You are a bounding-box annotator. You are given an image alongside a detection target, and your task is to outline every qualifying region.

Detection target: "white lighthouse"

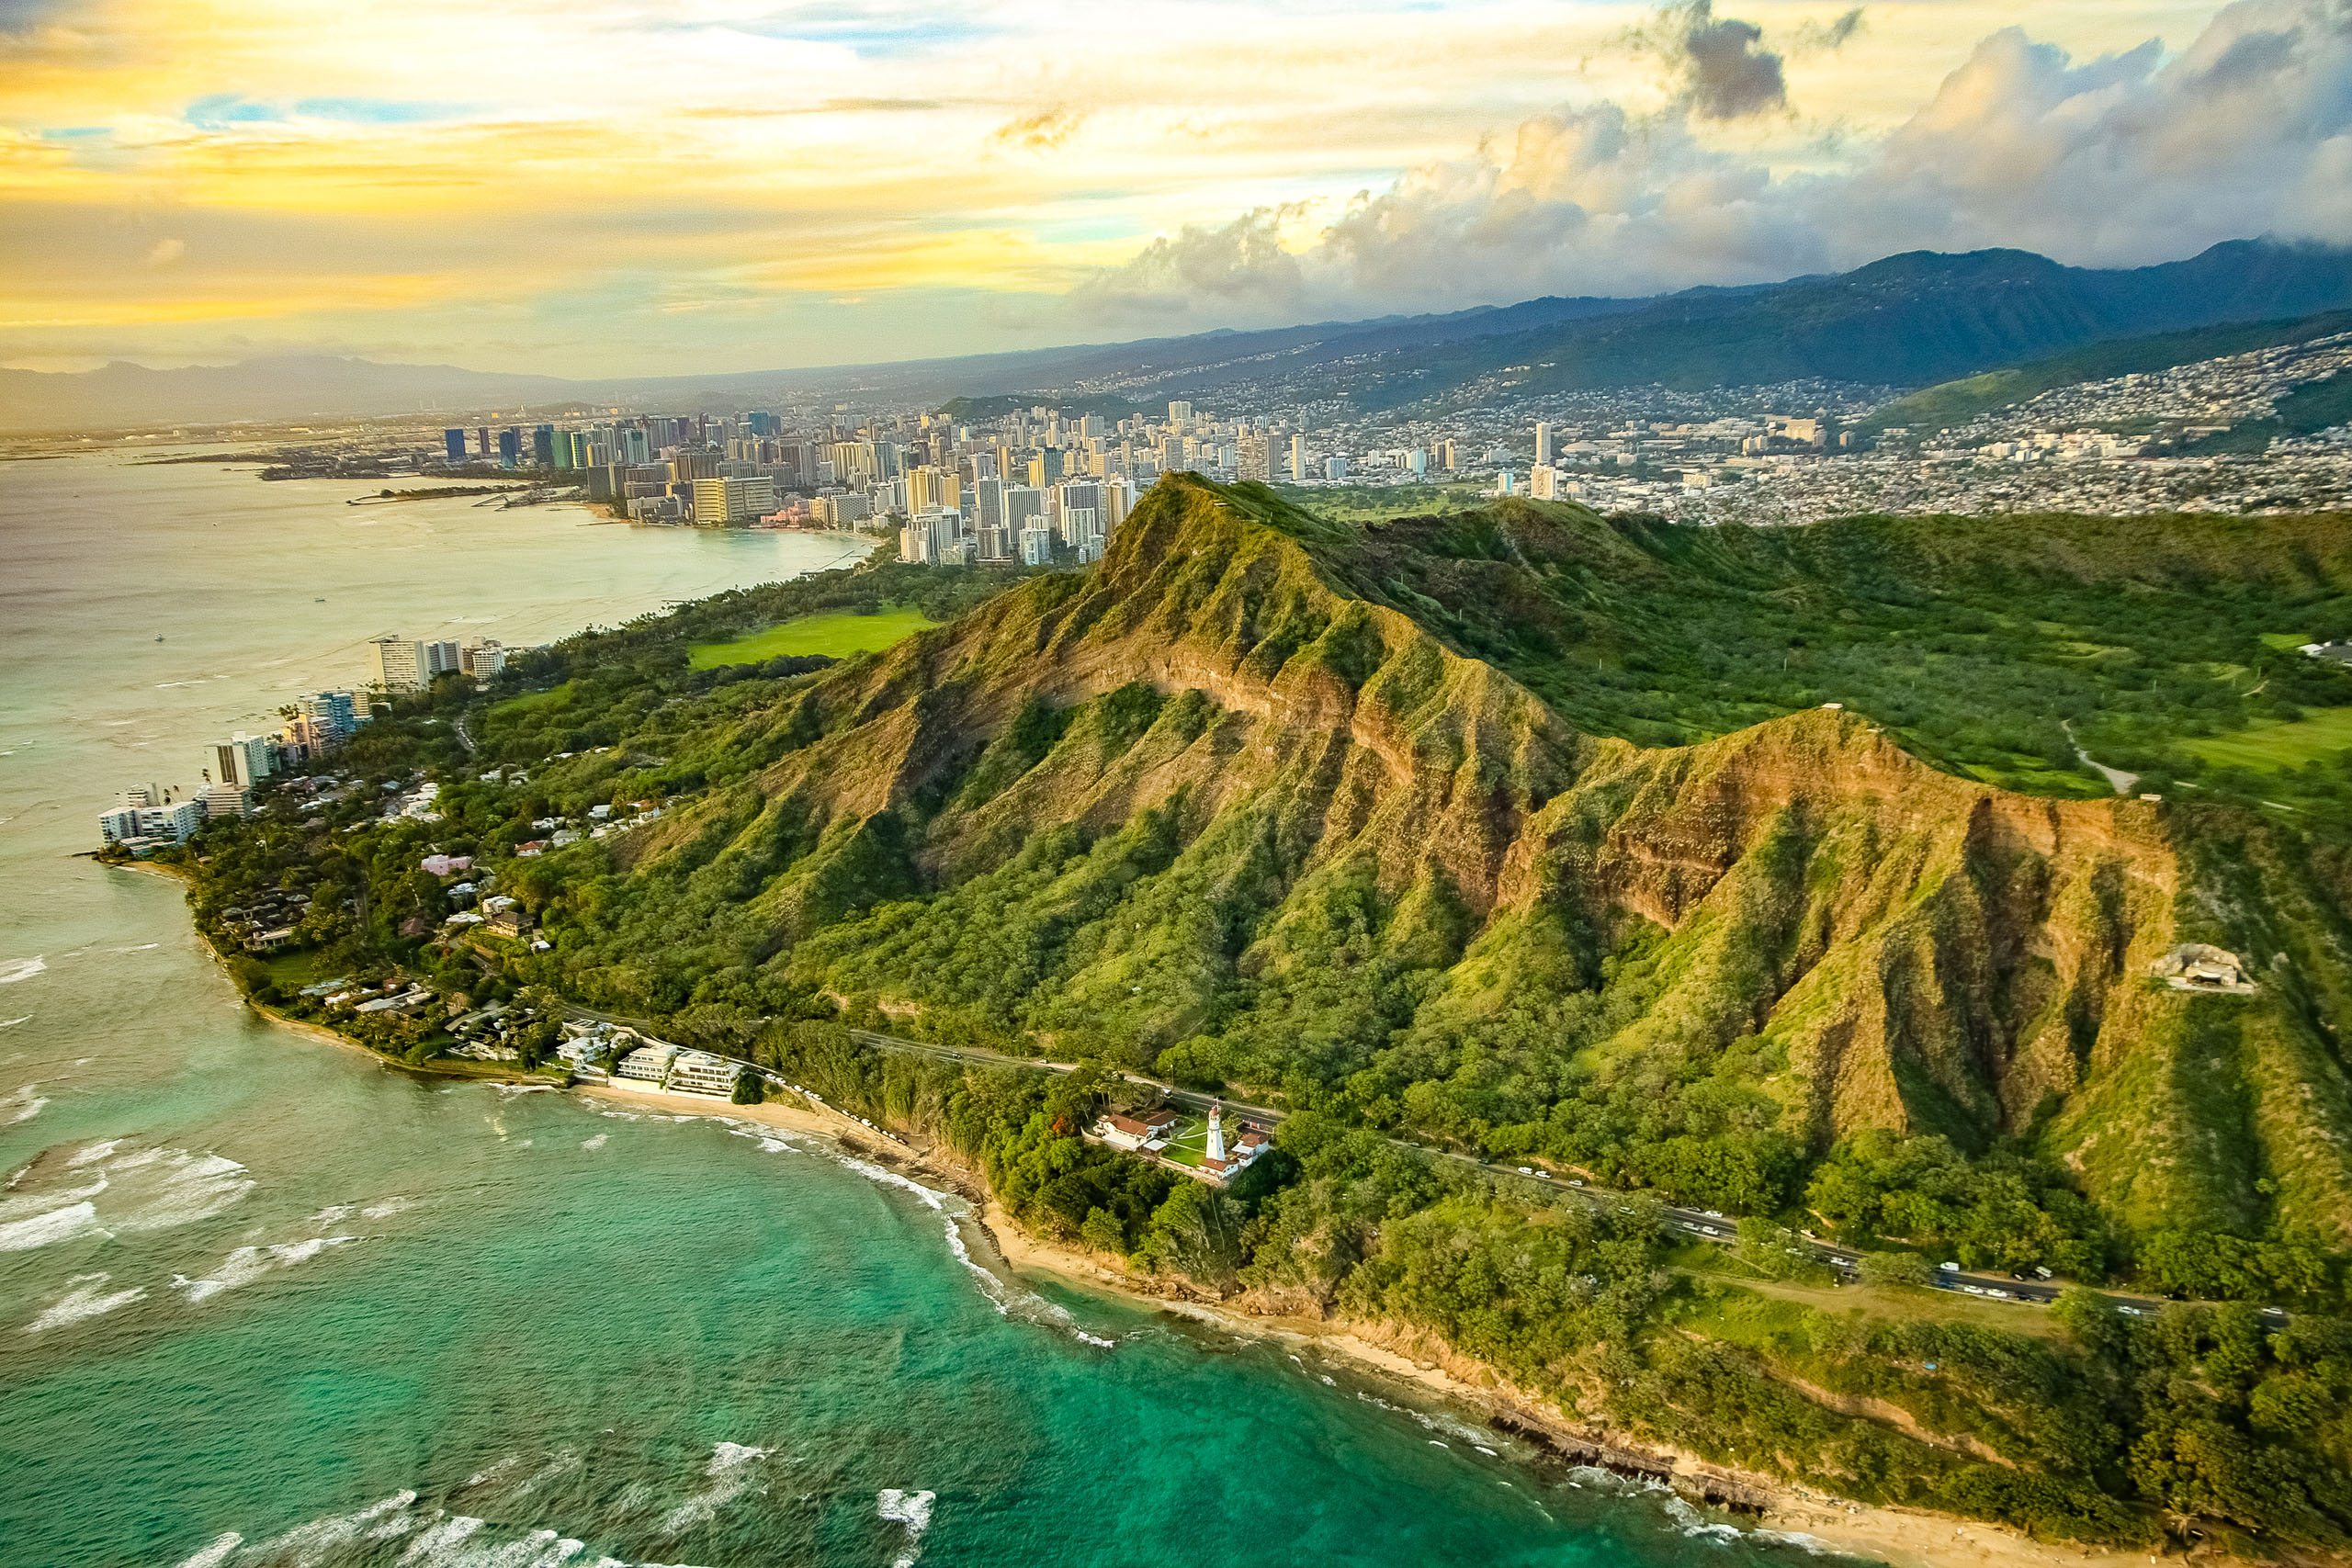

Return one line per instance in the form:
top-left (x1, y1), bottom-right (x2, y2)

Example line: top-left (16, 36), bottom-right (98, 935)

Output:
top-left (1205, 1102), bottom-right (1226, 1165)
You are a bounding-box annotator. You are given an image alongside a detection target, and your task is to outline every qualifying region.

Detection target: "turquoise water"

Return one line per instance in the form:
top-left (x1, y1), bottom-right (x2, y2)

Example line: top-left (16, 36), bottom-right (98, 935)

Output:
top-left (0, 450), bottom-right (1830, 1567)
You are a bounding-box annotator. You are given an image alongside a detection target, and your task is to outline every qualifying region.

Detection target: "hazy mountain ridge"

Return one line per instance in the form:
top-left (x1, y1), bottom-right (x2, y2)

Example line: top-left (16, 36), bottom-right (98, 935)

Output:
top-left (13, 240), bottom-right (2352, 430)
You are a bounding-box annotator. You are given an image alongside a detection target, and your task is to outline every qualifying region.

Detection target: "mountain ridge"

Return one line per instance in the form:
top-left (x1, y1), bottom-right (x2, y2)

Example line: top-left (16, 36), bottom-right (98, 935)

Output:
top-left (13, 239), bottom-right (2352, 429)
top-left (527, 477), bottom-right (2352, 1257)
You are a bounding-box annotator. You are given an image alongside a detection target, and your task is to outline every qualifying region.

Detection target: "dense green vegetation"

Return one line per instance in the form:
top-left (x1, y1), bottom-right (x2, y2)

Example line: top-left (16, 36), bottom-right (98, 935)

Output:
top-left (1312, 500), bottom-right (2352, 819)
top-left (738, 1021), bottom-right (2352, 1552)
top-left (165, 479), bottom-right (2352, 1551)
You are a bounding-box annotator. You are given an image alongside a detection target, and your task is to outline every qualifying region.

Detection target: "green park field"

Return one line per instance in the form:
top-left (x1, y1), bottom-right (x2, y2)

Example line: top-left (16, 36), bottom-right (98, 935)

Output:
top-left (687, 606), bottom-right (938, 669)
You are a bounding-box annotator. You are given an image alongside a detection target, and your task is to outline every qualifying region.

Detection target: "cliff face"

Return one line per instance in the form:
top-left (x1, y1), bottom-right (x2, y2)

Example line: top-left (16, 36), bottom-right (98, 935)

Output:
top-left (618, 477), bottom-right (2352, 1242)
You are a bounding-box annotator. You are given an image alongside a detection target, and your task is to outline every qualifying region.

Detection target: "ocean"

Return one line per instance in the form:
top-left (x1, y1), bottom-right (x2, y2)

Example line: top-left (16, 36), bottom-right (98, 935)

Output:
top-left (0, 447), bottom-right (1832, 1567)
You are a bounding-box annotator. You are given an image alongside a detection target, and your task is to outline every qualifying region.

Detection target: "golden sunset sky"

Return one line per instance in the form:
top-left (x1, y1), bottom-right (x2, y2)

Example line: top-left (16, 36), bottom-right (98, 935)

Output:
top-left (2, 0), bottom-right (2345, 375)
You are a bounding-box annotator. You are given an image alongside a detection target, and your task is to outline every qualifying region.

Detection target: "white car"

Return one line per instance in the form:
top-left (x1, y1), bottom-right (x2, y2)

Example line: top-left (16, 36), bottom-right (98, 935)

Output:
top-left (1517, 1167), bottom-right (1533, 1176)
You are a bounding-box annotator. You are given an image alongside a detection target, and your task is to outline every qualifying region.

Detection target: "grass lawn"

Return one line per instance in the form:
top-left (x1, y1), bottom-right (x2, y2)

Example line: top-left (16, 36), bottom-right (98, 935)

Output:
top-left (2181, 705), bottom-right (2352, 773)
top-left (2260, 632), bottom-right (2313, 652)
top-left (687, 606), bottom-right (938, 668)
top-left (260, 950), bottom-right (326, 987)
top-left (1155, 1114), bottom-right (1211, 1168)
top-left (490, 680), bottom-right (576, 718)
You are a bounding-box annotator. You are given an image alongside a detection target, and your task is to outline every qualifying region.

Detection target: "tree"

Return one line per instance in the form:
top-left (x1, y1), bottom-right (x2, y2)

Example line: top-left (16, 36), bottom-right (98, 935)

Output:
top-left (1859, 1250), bottom-right (1936, 1289)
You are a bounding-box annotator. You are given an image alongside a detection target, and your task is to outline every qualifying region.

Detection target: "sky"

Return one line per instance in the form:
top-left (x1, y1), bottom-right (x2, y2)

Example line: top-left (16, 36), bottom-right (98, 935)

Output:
top-left (1, 0), bottom-right (2348, 378)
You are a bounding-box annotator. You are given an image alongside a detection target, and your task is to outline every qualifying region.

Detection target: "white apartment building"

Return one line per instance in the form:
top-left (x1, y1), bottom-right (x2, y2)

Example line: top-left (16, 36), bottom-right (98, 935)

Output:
top-left (666, 1051), bottom-right (741, 1098)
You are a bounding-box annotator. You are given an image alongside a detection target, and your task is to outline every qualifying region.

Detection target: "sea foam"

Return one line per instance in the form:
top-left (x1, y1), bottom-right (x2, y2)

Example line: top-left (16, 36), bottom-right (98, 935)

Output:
top-left (653, 1441), bottom-right (770, 1536)
top-left (24, 1272), bottom-right (146, 1333)
top-left (172, 1235), bottom-right (358, 1303)
top-left (0, 1198), bottom-right (101, 1252)
top-left (0, 955), bottom-right (45, 985)
top-left (877, 1489), bottom-right (937, 1568)
top-left (1, 1083), bottom-right (45, 1125)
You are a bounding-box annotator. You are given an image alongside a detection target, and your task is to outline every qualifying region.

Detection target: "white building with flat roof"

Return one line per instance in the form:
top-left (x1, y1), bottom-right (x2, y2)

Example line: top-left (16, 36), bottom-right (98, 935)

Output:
top-left (666, 1051), bottom-right (741, 1097)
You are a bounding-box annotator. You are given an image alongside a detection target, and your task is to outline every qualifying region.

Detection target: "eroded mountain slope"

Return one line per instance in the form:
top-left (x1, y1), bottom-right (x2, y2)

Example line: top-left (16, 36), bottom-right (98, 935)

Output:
top-left (572, 477), bottom-right (2352, 1246)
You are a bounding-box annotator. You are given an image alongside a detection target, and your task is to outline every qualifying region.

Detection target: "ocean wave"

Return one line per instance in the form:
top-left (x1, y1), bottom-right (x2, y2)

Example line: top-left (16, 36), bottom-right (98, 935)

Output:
top-left (581, 1134), bottom-right (609, 1151)
top-left (827, 1151), bottom-right (1117, 1349)
top-left (0, 1015), bottom-right (30, 1029)
top-left (0, 955), bottom-right (46, 985)
top-left (105, 1149), bottom-right (255, 1233)
top-left (24, 1272), bottom-right (146, 1334)
top-left (654, 1441), bottom-right (771, 1536)
top-left (172, 1235), bottom-right (359, 1303)
top-left (0, 1198), bottom-right (102, 1252)
top-left (877, 1488), bottom-right (937, 1568)
top-left (1661, 1493), bottom-right (1747, 1541)
top-left (362, 1196), bottom-right (419, 1219)
top-left (720, 1120), bottom-right (802, 1156)
top-left (2, 1083), bottom-right (45, 1125)
top-left (178, 1482), bottom-right (725, 1568)
top-left (174, 1533), bottom-right (245, 1568)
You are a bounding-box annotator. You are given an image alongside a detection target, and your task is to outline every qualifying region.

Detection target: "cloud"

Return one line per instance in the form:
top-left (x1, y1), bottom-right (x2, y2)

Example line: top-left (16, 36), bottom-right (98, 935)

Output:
top-left (1663, 2), bottom-right (1788, 120)
top-left (1069, 206), bottom-right (1309, 321)
top-left (993, 106), bottom-right (1083, 151)
top-left (1792, 7), bottom-right (1864, 54)
top-left (144, 236), bottom-right (184, 267)
top-left (1069, 0), bottom-right (2352, 330)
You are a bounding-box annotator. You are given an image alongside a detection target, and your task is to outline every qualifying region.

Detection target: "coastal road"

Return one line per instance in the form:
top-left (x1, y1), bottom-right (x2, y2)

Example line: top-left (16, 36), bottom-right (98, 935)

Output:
top-left (562, 1006), bottom-right (2210, 1320)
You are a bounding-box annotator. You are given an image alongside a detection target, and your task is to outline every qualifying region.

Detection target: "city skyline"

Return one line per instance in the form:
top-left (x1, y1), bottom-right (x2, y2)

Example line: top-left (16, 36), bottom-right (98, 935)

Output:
top-left (6, 0), bottom-right (2346, 378)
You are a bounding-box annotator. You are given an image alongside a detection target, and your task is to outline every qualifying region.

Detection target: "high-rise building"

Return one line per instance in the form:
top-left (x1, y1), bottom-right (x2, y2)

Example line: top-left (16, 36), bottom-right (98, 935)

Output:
top-left (212, 733), bottom-right (275, 789)
top-left (369, 637), bottom-right (427, 694)
top-left (1237, 434), bottom-right (1274, 484)
top-left (497, 428), bottom-right (522, 467)
top-left (828, 441), bottom-right (878, 489)
top-left (1289, 434), bottom-right (1306, 482)
top-left (690, 475), bottom-right (776, 525)
top-left (1529, 464), bottom-right (1559, 500)
top-left (1534, 422), bottom-right (1554, 466)
top-left (1018, 524), bottom-right (1056, 567)
top-left (1167, 400), bottom-right (1193, 427)
top-left (444, 429), bottom-right (467, 464)
top-left (300, 691), bottom-right (361, 739)
top-left (477, 426), bottom-right (492, 459)
top-left (424, 639), bottom-right (463, 678)
top-left (532, 425), bottom-right (556, 468)
top-left (461, 640), bottom-right (507, 678)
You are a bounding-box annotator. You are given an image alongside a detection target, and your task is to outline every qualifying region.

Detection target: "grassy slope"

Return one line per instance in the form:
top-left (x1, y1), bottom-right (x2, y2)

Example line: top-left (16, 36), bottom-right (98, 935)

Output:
top-left (687, 605), bottom-right (939, 667)
top-left (2183, 706), bottom-right (2352, 772)
top-left (1307, 499), bottom-right (2352, 818)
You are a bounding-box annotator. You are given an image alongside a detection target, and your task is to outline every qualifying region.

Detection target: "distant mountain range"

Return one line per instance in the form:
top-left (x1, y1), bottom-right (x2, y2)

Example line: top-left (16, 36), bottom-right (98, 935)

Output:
top-left (8, 239), bottom-right (2352, 432)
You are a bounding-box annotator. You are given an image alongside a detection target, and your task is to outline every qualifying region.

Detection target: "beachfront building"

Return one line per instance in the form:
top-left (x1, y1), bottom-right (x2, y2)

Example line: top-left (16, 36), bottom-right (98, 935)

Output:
top-left (97, 791), bottom-right (206, 851)
top-left (613, 1043), bottom-right (677, 1084)
top-left (666, 1050), bottom-right (741, 1098)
